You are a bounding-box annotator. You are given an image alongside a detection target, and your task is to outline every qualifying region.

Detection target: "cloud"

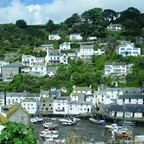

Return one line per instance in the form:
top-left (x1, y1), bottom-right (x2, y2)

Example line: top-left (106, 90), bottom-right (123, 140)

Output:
top-left (0, 0), bottom-right (143, 25)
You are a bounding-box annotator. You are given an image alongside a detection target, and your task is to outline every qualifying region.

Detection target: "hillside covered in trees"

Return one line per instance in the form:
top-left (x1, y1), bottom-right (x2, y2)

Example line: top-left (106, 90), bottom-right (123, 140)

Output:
top-left (0, 7), bottom-right (144, 94)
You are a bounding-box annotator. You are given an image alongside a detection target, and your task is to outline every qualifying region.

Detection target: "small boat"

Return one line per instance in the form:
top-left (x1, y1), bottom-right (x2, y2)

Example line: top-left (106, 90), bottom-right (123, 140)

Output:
top-left (30, 116), bottom-right (44, 123)
top-left (89, 118), bottom-right (106, 125)
top-left (58, 117), bottom-right (80, 125)
top-left (42, 122), bottom-right (58, 130)
top-left (40, 129), bottom-right (59, 139)
top-left (105, 123), bottom-right (122, 131)
top-left (111, 126), bottom-right (133, 138)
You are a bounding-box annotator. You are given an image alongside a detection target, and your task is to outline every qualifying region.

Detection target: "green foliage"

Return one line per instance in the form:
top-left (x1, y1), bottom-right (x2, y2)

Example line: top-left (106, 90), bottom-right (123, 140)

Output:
top-left (0, 122), bottom-right (36, 144)
top-left (0, 7), bottom-right (144, 91)
top-left (15, 19), bottom-right (27, 29)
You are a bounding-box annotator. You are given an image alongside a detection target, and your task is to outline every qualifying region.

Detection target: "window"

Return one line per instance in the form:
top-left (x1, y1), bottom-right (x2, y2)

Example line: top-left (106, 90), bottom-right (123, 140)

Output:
top-left (43, 104), bottom-right (45, 106)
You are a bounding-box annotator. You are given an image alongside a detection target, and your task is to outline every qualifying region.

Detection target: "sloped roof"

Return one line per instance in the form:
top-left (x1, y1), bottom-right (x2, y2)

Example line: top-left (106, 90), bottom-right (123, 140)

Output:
top-left (74, 87), bottom-right (91, 91)
top-left (118, 94), bottom-right (144, 99)
top-left (6, 102), bottom-right (29, 118)
top-left (107, 104), bottom-right (144, 113)
top-left (0, 114), bottom-right (8, 124)
top-left (40, 97), bottom-right (54, 102)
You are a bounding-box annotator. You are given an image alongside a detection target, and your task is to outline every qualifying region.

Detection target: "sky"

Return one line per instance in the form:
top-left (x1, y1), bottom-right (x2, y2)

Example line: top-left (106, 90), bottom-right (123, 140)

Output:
top-left (0, 0), bottom-right (144, 25)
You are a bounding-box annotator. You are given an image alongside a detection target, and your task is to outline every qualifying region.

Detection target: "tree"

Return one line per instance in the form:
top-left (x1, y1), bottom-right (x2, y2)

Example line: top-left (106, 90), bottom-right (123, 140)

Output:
top-left (15, 19), bottom-right (27, 28)
top-left (65, 13), bottom-right (81, 28)
top-left (0, 122), bottom-right (36, 144)
top-left (46, 19), bottom-right (58, 33)
top-left (103, 9), bottom-right (118, 22)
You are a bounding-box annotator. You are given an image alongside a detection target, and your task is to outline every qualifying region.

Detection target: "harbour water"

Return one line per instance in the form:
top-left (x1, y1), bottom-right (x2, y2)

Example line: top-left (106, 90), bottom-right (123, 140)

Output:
top-left (32, 117), bottom-right (144, 143)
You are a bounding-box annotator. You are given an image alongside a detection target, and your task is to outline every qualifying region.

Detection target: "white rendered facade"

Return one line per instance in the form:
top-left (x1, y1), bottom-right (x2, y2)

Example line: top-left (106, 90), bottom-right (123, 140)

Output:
top-left (59, 42), bottom-right (71, 51)
top-left (118, 43), bottom-right (141, 56)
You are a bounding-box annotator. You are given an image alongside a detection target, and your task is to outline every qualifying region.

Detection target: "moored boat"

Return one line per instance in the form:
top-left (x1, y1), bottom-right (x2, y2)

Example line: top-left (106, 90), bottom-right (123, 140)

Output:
top-left (89, 118), bottom-right (106, 125)
top-left (111, 126), bottom-right (133, 138)
top-left (30, 116), bottom-right (44, 123)
top-left (58, 117), bottom-right (80, 126)
top-left (40, 129), bottom-right (59, 139)
top-left (42, 122), bottom-right (58, 130)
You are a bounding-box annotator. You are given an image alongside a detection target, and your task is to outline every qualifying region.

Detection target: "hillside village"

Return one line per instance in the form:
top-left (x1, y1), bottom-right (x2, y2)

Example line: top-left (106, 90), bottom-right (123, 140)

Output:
top-left (0, 30), bottom-right (144, 125)
top-left (0, 7), bottom-right (144, 126)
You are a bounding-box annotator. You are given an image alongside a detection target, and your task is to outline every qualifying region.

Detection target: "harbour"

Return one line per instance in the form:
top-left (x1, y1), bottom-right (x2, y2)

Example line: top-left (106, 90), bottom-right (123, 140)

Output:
top-left (32, 116), bottom-right (144, 144)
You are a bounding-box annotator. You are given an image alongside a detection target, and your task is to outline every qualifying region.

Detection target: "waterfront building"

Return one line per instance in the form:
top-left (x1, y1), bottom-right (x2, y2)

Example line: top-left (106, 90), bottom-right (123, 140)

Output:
top-left (95, 86), bottom-right (142, 105)
top-left (1, 103), bottom-right (30, 125)
top-left (68, 101), bottom-right (92, 115)
top-left (117, 94), bottom-right (144, 105)
top-left (39, 97), bottom-right (54, 115)
top-left (105, 104), bottom-right (144, 118)
top-left (70, 93), bottom-right (86, 102)
top-left (6, 92), bottom-right (40, 105)
top-left (53, 97), bottom-right (69, 115)
top-left (21, 98), bottom-right (38, 115)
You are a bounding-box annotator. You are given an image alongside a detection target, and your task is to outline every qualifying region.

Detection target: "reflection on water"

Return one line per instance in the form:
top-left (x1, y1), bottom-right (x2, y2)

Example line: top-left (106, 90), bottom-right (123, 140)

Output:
top-left (32, 117), bottom-right (144, 143)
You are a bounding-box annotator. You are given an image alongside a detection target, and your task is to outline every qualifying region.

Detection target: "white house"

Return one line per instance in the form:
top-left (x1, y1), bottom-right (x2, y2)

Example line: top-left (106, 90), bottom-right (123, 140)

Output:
top-left (107, 24), bottom-right (123, 31)
top-left (118, 43), bottom-right (141, 56)
top-left (31, 62), bottom-right (47, 77)
top-left (68, 101), bottom-right (92, 115)
top-left (40, 90), bottom-right (50, 98)
top-left (104, 62), bottom-right (133, 76)
top-left (88, 36), bottom-right (97, 41)
top-left (94, 91), bottom-right (107, 106)
top-left (6, 92), bottom-right (28, 105)
top-left (21, 98), bottom-right (38, 114)
top-left (40, 44), bottom-right (54, 51)
top-left (60, 53), bottom-right (68, 64)
top-left (86, 94), bottom-right (96, 106)
top-left (101, 87), bottom-right (142, 105)
top-left (45, 49), bottom-right (68, 64)
top-left (53, 97), bottom-right (69, 115)
top-left (48, 34), bottom-right (61, 40)
top-left (6, 92), bottom-right (40, 105)
top-left (94, 48), bottom-right (105, 55)
top-left (72, 86), bottom-right (92, 95)
top-left (70, 93), bottom-right (86, 102)
top-left (59, 42), bottom-right (71, 51)
top-left (77, 45), bottom-right (94, 59)
top-left (22, 55), bottom-right (35, 67)
top-left (69, 34), bottom-right (82, 41)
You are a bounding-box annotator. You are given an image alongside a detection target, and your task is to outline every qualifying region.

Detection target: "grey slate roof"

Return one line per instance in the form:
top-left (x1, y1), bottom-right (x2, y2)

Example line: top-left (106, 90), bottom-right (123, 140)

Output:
top-left (107, 104), bottom-right (144, 113)
top-left (118, 95), bottom-right (144, 99)
top-left (68, 101), bottom-right (92, 105)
